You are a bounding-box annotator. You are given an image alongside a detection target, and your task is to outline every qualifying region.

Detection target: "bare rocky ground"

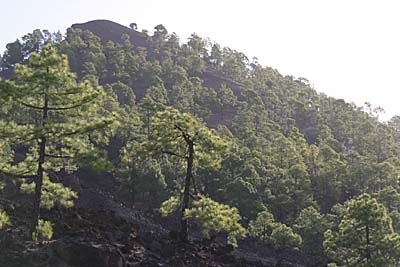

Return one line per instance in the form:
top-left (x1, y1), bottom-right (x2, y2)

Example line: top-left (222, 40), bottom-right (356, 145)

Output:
top-left (0, 177), bottom-right (324, 267)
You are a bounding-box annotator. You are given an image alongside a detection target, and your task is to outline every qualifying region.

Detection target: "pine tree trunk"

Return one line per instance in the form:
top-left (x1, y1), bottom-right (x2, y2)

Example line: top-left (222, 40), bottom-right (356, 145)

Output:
top-left (180, 140), bottom-right (193, 242)
top-left (366, 224), bottom-right (371, 263)
top-left (30, 95), bottom-right (48, 237)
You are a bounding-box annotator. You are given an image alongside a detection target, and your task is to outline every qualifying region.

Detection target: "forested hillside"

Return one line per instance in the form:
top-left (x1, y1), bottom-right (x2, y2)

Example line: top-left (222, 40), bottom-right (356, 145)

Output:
top-left (1, 20), bottom-right (400, 266)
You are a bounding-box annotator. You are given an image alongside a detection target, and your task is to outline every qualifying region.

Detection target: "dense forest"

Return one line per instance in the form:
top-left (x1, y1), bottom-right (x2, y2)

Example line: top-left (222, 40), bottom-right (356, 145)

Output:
top-left (1, 20), bottom-right (400, 266)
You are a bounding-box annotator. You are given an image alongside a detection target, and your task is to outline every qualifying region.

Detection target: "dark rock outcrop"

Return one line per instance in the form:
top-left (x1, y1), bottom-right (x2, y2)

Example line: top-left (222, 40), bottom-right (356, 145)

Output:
top-left (72, 20), bottom-right (148, 48)
top-left (54, 238), bottom-right (124, 267)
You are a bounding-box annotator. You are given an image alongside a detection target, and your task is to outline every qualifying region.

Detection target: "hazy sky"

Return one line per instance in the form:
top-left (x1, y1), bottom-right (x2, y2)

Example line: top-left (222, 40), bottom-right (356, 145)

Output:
top-left (1, 0), bottom-right (400, 120)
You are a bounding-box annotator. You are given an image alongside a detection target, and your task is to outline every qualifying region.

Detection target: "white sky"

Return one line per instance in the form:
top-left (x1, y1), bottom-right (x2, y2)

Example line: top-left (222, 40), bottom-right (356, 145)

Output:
top-left (1, 0), bottom-right (400, 120)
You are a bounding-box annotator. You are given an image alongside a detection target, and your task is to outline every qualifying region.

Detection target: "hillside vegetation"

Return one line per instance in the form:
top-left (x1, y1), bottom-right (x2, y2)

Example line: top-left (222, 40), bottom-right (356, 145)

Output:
top-left (1, 20), bottom-right (400, 266)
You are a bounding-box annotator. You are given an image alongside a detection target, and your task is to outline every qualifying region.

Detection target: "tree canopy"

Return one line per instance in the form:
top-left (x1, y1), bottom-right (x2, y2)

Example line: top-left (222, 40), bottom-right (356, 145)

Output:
top-left (324, 194), bottom-right (400, 266)
top-left (1, 22), bottom-right (400, 264)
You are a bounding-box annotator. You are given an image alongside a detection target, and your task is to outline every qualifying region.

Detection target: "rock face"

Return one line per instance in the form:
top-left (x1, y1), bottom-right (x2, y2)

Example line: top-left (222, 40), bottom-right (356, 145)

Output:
top-left (53, 238), bottom-right (124, 267)
top-left (71, 20), bottom-right (148, 48)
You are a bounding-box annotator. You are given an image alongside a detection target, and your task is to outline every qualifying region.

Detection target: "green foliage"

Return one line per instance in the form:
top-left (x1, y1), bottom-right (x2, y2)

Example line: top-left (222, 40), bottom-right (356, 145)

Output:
top-left (161, 194), bottom-right (247, 247)
top-left (184, 194), bottom-right (247, 247)
top-left (147, 106), bottom-right (228, 168)
top-left (249, 209), bottom-right (302, 249)
top-left (270, 223), bottom-right (302, 249)
top-left (0, 140), bottom-right (13, 189)
top-left (0, 210), bottom-right (11, 230)
top-left (2, 23), bottom-right (400, 256)
top-left (294, 206), bottom-right (331, 255)
top-left (0, 43), bottom-right (114, 236)
top-left (75, 149), bottom-right (113, 174)
top-left (324, 194), bottom-right (400, 266)
top-left (148, 107), bottom-right (229, 241)
top-left (1, 44), bottom-right (114, 176)
top-left (32, 219), bottom-right (53, 240)
top-left (159, 196), bottom-right (181, 217)
top-left (374, 186), bottom-right (400, 231)
top-left (248, 210), bottom-right (276, 241)
top-left (120, 137), bottom-right (170, 202)
top-left (208, 145), bottom-right (265, 221)
top-left (105, 82), bottom-right (136, 109)
top-left (21, 174), bottom-right (78, 209)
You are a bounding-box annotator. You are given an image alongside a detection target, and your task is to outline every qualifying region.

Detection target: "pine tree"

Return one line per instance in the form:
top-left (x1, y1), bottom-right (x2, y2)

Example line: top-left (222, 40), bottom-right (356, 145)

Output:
top-left (147, 107), bottom-right (227, 241)
top-left (324, 194), bottom-right (400, 266)
top-left (0, 43), bottom-right (114, 238)
top-left (294, 206), bottom-right (331, 255)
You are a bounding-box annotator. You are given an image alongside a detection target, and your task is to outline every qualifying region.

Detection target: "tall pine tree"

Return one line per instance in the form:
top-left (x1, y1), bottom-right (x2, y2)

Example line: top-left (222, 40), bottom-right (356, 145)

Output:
top-left (0, 43), bottom-right (114, 238)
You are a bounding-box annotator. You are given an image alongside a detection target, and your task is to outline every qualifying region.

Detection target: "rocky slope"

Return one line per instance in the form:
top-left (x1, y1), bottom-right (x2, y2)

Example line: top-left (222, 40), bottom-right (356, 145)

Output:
top-left (1, 175), bottom-right (320, 267)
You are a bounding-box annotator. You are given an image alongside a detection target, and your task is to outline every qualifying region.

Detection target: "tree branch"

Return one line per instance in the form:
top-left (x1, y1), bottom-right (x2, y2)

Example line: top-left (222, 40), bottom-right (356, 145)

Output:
top-left (1, 170), bottom-right (36, 181)
top-left (189, 193), bottom-right (200, 200)
top-left (16, 100), bottom-right (44, 110)
top-left (174, 124), bottom-right (191, 143)
top-left (47, 102), bottom-right (88, 111)
top-left (44, 153), bottom-right (71, 159)
top-left (161, 150), bottom-right (186, 159)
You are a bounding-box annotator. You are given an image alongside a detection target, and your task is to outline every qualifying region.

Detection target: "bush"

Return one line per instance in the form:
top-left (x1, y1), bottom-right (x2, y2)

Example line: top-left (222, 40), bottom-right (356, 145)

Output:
top-left (184, 194), bottom-right (247, 247)
top-left (0, 210), bottom-right (10, 230)
top-left (270, 223), bottom-right (302, 249)
top-left (249, 209), bottom-right (302, 249)
top-left (160, 194), bottom-right (247, 247)
top-left (33, 219), bottom-right (53, 240)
